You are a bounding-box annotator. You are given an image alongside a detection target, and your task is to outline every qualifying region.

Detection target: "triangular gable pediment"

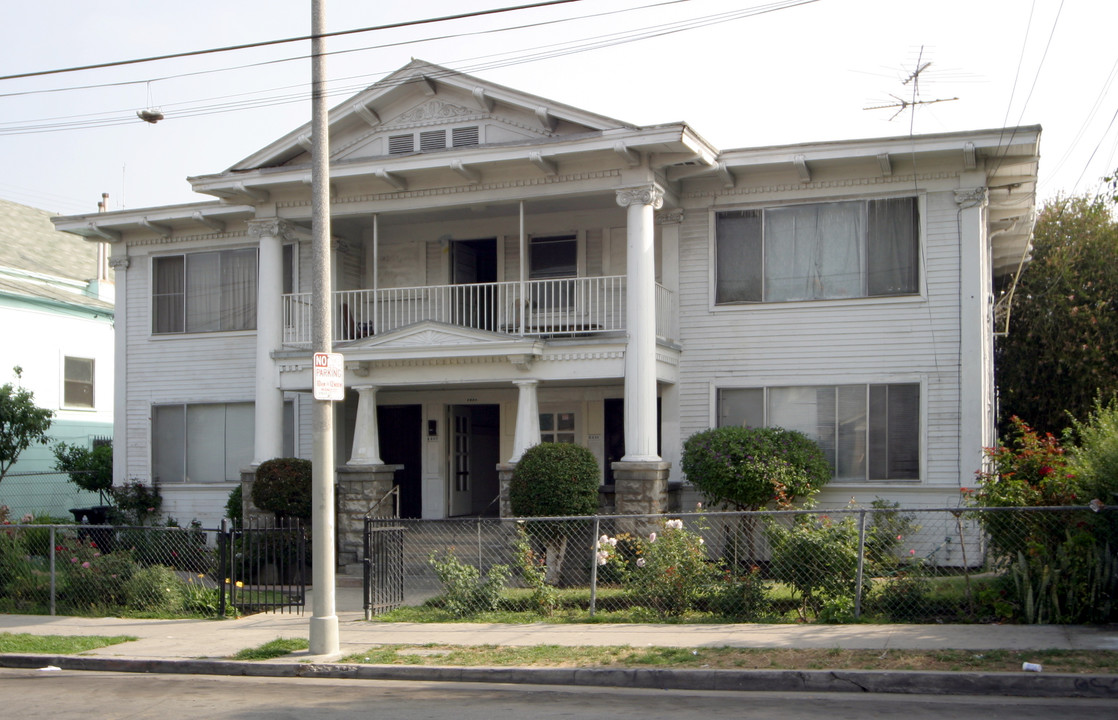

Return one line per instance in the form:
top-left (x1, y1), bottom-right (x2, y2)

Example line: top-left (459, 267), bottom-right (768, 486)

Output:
top-left (231, 59), bottom-right (635, 171)
top-left (340, 321), bottom-right (543, 363)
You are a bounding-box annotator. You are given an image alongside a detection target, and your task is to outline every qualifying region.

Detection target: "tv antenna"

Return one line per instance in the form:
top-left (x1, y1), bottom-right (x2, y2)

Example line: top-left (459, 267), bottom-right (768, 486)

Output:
top-left (864, 46), bottom-right (958, 121)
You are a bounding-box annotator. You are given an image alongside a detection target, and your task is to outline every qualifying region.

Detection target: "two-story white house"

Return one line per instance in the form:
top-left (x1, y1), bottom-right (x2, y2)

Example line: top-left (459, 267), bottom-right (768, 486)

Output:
top-left (53, 60), bottom-right (1039, 532)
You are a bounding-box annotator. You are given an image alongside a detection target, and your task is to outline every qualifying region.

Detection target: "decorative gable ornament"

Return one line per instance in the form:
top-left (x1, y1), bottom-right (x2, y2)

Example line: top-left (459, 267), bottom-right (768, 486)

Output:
top-left (390, 101), bottom-right (480, 128)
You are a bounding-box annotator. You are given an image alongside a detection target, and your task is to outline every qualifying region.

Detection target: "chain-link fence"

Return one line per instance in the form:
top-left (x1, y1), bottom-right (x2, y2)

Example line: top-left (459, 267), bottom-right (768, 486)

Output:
top-left (0, 471), bottom-right (105, 521)
top-left (0, 518), bottom-right (306, 618)
top-left (367, 505), bottom-right (1118, 624)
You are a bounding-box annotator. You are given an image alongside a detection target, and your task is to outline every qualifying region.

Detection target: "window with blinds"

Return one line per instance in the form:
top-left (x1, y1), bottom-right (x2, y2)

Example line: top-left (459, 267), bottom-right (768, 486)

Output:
top-left (718, 383), bottom-right (920, 481)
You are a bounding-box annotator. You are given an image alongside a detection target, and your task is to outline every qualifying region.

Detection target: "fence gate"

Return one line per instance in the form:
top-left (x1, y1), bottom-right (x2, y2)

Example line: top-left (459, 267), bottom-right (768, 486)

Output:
top-left (218, 517), bottom-right (307, 615)
top-left (364, 520), bottom-right (405, 619)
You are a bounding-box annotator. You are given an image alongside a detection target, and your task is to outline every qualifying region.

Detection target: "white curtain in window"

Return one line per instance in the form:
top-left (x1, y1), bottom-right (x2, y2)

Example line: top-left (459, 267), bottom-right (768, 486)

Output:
top-left (765, 202), bottom-right (863, 301)
top-left (186, 252), bottom-right (221, 332)
top-left (152, 256), bottom-right (185, 333)
top-left (222, 249), bottom-right (258, 331)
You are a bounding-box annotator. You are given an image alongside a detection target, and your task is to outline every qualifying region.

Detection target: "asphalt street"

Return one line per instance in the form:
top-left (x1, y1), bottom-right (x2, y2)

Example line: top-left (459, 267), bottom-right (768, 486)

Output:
top-left (2, 670), bottom-right (1116, 720)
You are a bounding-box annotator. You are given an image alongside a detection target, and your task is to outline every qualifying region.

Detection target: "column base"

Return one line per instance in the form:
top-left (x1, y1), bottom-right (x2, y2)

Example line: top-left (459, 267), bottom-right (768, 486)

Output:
top-left (335, 464), bottom-right (402, 568)
top-left (496, 463), bottom-right (517, 518)
top-left (612, 460), bottom-right (671, 535)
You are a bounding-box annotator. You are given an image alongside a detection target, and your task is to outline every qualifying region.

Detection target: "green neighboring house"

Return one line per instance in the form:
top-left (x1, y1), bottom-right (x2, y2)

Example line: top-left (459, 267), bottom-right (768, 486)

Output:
top-left (0, 198), bottom-right (114, 518)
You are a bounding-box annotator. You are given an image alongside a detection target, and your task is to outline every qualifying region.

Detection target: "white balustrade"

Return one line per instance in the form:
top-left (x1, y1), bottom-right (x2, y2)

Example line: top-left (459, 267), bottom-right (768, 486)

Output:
top-left (281, 276), bottom-right (674, 347)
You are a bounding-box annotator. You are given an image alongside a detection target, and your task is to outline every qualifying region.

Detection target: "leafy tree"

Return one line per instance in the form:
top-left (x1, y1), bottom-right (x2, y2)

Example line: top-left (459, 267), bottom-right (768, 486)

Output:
top-left (680, 425), bottom-right (831, 510)
top-left (0, 367), bottom-right (54, 482)
top-left (52, 441), bottom-right (113, 502)
top-left (996, 194), bottom-right (1118, 437)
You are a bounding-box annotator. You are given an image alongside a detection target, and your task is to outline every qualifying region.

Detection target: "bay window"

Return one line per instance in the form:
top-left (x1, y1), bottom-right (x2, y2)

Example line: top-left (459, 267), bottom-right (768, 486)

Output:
top-left (715, 197), bottom-right (918, 303)
top-left (718, 384), bottom-right (920, 481)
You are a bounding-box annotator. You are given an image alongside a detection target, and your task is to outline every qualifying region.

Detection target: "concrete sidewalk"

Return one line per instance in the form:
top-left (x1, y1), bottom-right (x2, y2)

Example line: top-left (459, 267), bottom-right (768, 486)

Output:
top-left (2, 586), bottom-right (1117, 699)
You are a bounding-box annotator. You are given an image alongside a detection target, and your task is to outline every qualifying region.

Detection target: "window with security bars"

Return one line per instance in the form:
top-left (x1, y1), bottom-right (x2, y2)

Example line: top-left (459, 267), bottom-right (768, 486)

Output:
top-left (718, 383), bottom-right (920, 481)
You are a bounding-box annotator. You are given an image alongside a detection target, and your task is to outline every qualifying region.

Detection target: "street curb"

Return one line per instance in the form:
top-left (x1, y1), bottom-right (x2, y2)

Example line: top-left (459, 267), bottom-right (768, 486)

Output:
top-left (2, 654), bottom-right (1117, 698)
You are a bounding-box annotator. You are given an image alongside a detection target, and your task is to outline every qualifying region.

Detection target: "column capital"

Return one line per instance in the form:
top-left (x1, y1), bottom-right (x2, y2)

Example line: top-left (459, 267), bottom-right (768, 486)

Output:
top-left (247, 218), bottom-right (299, 241)
top-left (616, 185), bottom-right (665, 210)
top-left (512, 379), bottom-right (539, 388)
top-left (954, 187), bottom-right (988, 209)
top-left (656, 208), bottom-right (684, 225)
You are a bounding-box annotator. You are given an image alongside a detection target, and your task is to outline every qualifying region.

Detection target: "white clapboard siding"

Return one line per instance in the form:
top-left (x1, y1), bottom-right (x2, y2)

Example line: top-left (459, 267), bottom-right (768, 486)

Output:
top-left (123, 251), bottom-right (259, 483)
top-left (676, 188), bottom-right (969, 488)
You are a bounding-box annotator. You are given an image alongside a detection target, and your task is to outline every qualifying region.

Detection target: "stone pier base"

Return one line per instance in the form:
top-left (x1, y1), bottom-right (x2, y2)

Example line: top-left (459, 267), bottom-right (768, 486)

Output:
top-left (611, 460), bottom-right (671, 535)
top-left (496, 463), bottom-right (516, 518)
top-left (336, 464), bottom-right (402, 570)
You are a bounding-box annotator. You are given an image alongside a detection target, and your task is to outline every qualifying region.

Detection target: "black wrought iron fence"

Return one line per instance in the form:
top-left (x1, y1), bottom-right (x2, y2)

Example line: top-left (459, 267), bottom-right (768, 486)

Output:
top-left (365, 505), bottom-right (1117, 624)
top-left (218, 517), bottom-right (307, 615)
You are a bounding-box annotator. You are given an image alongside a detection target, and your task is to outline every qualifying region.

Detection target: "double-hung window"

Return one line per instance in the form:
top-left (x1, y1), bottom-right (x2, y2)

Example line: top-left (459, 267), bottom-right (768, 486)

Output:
top-left (715, 197), bottom-right (918, 304)
top-left (152, 249), bottom-right (258, 333)
top-left (718, 384), bottom-right (920, 481)
top-left (63, 356), bottom-right (95, 408)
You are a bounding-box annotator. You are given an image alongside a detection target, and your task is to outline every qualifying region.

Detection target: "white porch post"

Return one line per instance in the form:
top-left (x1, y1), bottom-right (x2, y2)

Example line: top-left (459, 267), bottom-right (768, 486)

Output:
top-left (616, 185), bottom-right (664, 462)
top-left (509, 379), bottom-right (541, 462)
top-left (956, 185), bottom-right (993, 476)
top-left (108, 254), bottom-right (130, 485)
top-left (248, 219), bottom-right (289, 465)
top-left (348, 385), bottom-right (383, 465)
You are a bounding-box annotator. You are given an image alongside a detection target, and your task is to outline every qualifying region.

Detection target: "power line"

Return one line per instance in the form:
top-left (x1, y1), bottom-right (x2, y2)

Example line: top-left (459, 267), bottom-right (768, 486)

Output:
top-left (0, 0), bottom-right (695, 100)
top-left (0, 0), bottom-right (588, 82)
top-left (0, 0), bottom-right (820, 136)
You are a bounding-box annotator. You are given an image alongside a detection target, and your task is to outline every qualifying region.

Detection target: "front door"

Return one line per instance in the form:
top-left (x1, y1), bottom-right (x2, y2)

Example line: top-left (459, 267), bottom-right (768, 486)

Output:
top-left (449, 406), bottom-right (472, 516)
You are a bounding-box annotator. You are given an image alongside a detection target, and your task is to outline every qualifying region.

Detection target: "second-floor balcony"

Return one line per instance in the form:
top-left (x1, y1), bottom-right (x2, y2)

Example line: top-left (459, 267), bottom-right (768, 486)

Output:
top-left (282, 275), bottom-right (675, 347)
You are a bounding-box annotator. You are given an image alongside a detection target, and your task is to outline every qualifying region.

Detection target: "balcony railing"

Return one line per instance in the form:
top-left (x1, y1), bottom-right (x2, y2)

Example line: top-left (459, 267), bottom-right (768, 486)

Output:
top-left (282, 276), bottom-right (675, 347)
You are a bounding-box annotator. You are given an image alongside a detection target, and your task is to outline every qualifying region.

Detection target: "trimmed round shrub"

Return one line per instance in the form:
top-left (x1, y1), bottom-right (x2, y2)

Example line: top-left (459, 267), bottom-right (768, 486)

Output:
top-left (509, 443), bottom-right (599, 517)
top-left (681, 426), bottom-right (831, 510)
top-left (252, 458), bottom-right (312, 520)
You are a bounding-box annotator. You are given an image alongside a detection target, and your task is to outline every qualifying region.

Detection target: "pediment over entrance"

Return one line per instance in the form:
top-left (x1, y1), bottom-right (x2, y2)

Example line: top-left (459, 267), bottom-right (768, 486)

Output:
top-left (339, 320), bottom-right (544, 364)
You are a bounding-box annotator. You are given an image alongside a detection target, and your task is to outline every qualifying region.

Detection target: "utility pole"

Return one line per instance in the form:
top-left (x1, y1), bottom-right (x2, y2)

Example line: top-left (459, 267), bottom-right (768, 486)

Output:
top-left (308, 0), bottom-right (339, 656)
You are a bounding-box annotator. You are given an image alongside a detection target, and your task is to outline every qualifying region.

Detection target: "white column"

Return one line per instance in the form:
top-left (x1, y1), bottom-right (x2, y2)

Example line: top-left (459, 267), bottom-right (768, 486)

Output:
top-left (248, 219), bottom-right (289, 465)
top-left (109, 254), bottom-right (130, 485)
top-left (956, 186), bottom-right (992, 477)
top-left (348, 385), bottom-right (383, 465)
top-left (509, 379), bottom-right (541, 462)
top-left (616, 185), bottom-right (664, 462)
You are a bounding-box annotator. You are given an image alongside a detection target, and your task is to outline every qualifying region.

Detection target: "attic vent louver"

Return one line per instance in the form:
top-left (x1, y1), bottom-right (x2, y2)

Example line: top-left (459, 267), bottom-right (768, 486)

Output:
top-left (389, 134), bottom-right (414, 155)
top-left (420, 129), bottom-right (447, 152)
top-left (452, 126), bottom-right (480, 148)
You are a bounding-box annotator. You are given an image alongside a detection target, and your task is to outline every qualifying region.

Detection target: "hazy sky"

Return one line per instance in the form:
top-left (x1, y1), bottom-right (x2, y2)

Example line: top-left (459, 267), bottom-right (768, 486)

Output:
top-left (2, 0), bottom-right (1113, 216)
